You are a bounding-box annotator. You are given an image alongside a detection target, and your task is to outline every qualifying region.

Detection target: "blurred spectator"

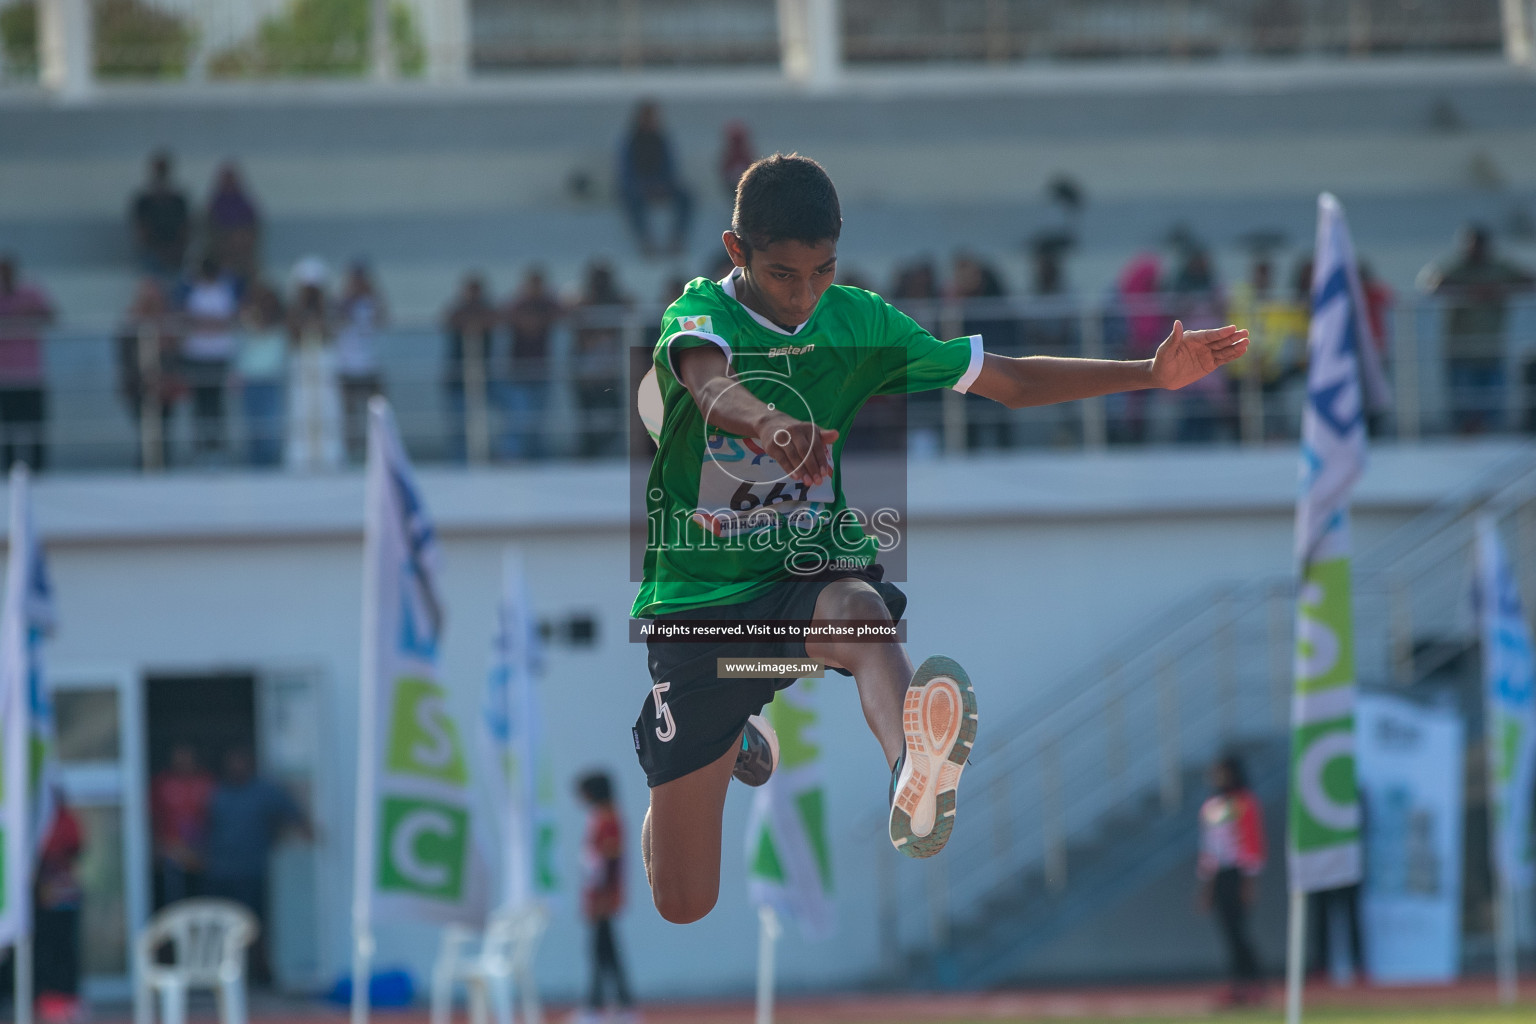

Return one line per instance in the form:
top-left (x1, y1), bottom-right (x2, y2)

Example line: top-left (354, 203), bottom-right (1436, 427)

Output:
top-left (891, 258), bottom-right (942, 330)
top-left (1419, 224), bottom-right (1535, 433)
top-left (1358, 261), bottom-right (1395, 436)
top-left (575, 771), bottom-right (634, 1024)
top-left (1197, 753), bottom-right (1267, 1007)
top-left (890, 259), bottom-right (943, 454)
top-left (336, 261), bottom-right (388, 463)
top-left (442, 274), bottom-right (496, 462)
top-left (34, 792), bottom-right (84, 1024)
top-left (837, 268), bottom-right (874, 293)
top-left (659, 274), bottom-right (690, 307)
top-left (0, 256), bottom-right (55, 471)
top-left (500, 267), bottom-right (562, 461)
top-left (151, 742), bottom-right (213, 906)
top-left (1169, 237), bottom-right (1233, 443)
top-left (1025, 232), bottom-right (1078, 353)
top-left (130, 151), bottom-right (191, 280)
top-left (202, 747), bottom-right (313, 987)
top-left (573, 261), bottom-right (629, 459)
top-left (1226, 255), bottom-right (1307, 439)
top-left (952, 253), bottom-right (1014, 449)
top-left (205, 162), bottom-right (261, 289)
top-left (117, 278), bottom-right (186, 469)
top-left (182, 256), bottom-right (239, 458)
top-left (719, 120), bottom-right (755, 199)
top-left (1308, 882), bottom-right (1365, 984)
top-left (1026, 233), bottom-right (1080, 446)
top-left (237, 282), bottom-right (288, 468)
top-left (1358, 261), bottom-right (1393, 362)
top-left (284, 258), bottom-right (343, 471)
top-left (1108, 252), bottom-right (1165, 444)
top-left (618, 101), bottom-right (692, 256)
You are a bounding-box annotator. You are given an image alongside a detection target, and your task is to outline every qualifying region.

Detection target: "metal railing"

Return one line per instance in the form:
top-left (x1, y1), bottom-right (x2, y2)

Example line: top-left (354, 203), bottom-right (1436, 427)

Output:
top-left (7, 291), bottom-right (1534, 474)
top-left (843, 0), bottom-right (1506, 64)
top-left (0, 0), bottom-right (1510, 89)
top-left (860, 439), bottom-right (1536, 977)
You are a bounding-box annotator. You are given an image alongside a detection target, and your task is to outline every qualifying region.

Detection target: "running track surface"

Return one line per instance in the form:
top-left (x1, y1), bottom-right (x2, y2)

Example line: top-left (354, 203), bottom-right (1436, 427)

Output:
top-left (154, 977), bottom-right (1531, 1024)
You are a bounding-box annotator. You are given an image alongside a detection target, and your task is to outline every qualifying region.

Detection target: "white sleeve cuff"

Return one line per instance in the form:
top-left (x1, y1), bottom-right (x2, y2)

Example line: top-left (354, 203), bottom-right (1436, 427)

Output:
top-left (951, 335), bottom-right (984, 394)
top-left (663, 330), bottom-right (733, 379)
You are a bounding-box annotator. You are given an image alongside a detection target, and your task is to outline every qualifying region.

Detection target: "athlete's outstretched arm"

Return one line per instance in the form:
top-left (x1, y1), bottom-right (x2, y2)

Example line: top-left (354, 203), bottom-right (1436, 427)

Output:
top-left (674, 344), bottom-right (838, 486)
top-left (968, 320), bottom-right (1248, 410)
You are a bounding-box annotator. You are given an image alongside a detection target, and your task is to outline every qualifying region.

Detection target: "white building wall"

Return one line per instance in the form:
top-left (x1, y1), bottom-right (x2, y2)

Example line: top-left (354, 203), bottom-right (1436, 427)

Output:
top-left (12, 439), bottom-right (1513, 998)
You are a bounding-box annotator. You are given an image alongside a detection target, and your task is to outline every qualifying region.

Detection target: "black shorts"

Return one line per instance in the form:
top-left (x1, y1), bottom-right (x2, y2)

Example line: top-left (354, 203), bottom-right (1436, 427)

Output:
top-left (633, 564), bottom-right (907, 788)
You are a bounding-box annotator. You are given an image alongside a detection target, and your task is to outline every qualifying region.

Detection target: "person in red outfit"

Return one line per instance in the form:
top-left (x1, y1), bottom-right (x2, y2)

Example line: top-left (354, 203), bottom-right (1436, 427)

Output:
top-left (0, 256), bottom-right (56, 471)
top-left (35, 792), bottom-right (85, 1024)
top-left (150, 743), bottom-right (215, 906)
top-left (574, 771), bottom-right (635, 1024)
top-left (1197, 753), bottom-right (1267, 1006)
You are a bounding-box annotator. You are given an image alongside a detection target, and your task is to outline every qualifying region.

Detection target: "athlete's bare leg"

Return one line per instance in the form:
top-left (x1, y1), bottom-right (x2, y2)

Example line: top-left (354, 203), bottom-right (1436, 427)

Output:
top-left (804, 579), bottom-right (910, 770)
top-left (642, 734), bottom-right (741, 924)
top-left (645, 580), bottom-right (906, 924)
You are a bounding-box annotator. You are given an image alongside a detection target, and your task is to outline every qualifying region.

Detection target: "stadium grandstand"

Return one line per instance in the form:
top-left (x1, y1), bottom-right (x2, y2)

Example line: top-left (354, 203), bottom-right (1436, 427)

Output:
top-left (0, 1), bottom-right (1531, 1019)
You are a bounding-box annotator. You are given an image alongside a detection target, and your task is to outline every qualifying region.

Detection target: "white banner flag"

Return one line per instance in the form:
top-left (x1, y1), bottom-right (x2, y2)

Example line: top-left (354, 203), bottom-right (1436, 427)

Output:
top-left (0, 465), bottom-right (55, 948)
top-left (1475, 516), bottom-right (1536, 889)
top-left (745, 680), bottom-right (833, 940)
top-left (353, 399), bottom-right (485, 935)
top-left (1295, 193), bottom-right (1369, 567)
top-left (1289, 193), bottom-right (1370, 894)
top-left (481, 549), bottom-right (558, 912)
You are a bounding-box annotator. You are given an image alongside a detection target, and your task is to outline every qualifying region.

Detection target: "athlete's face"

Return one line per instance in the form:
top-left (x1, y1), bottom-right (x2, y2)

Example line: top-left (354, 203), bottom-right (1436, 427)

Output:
top-left (722, 232), bottom-right (837, 331)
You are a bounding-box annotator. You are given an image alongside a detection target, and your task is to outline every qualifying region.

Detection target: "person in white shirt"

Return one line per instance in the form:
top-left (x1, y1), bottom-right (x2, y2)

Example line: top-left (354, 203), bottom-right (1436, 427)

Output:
top-left (181, 256), bottom-right (238, 456)
top-left (284, 257), bottom-right (344, 471)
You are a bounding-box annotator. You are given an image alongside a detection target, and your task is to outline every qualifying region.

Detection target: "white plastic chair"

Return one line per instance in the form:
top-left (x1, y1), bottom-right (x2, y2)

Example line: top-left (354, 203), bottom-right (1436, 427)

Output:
top-left (133, 898), bottom-right (259, 1024)
top-left (431, 907), bottom-right (548, 1024)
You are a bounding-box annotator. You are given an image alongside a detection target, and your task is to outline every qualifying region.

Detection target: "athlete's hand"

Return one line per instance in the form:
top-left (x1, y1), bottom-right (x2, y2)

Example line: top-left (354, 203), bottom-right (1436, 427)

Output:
top-left (756, 412), bottom-right (838, 488)
top-left (1150, 321), bottom-right (1249, 390)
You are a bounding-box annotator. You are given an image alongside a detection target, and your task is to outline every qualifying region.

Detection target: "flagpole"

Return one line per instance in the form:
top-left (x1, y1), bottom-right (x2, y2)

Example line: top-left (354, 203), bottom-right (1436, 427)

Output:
top-left (6, 465), bottom-right (31, 1024)
top-left (1494, 868), bottom-right (1517, 1005)
top-left (1284, 889), bottom-right (1306, 1024)
top-left (15, 934), bottom-right (30, 1024)
top-left (755, 904), bottom-right (781, 1024)
top-left (351, 401), bottom-right (388, 1024)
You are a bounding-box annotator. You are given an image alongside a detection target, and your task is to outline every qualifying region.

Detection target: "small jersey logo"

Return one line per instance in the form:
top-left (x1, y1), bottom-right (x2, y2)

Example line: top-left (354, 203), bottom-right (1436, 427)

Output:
top-left (767, 343), bottom-right (815, 358)
top-left (678, 315), bottom-right (713, 334)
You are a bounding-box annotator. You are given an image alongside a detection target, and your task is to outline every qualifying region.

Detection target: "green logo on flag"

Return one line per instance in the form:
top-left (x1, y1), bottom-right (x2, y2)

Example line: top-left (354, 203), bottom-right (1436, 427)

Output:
top-left (1290, 717), bottom-right (1358, 845)
top-left (378, 796), bottom-right (468, 900)
top-left (1295, 558), bottom-right (1353, 693)
top-left (750, 825), bottom-right (785, 883)
top-left (769, 693), bottom-right (818, 770)
top-left (1289, 551), bottom-right (1362, 889)
top-left (386, 677), bottom-right (469, 784)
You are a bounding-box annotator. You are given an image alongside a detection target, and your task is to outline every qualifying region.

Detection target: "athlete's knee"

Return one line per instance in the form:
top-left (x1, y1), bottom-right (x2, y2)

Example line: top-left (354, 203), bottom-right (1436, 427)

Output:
top-left (651, 878), bottom-right (718, 924)
top-left (815, 580), bottom-right (891, 623)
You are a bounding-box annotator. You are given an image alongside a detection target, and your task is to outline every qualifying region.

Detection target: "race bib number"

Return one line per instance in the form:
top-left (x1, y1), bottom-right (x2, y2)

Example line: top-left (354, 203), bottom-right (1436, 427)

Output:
top-left (694, 433), bottom-right (834, 537)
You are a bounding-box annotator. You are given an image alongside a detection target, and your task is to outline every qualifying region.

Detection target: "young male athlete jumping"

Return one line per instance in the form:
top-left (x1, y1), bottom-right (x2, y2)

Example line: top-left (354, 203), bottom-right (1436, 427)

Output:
top-left (633, 154), bottom-right (1246, 925)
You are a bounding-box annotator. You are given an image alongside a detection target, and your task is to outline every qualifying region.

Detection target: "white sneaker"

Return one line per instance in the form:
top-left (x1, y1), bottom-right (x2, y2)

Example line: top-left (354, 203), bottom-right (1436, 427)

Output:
top-left (888, 655), bottom-right (977, 858)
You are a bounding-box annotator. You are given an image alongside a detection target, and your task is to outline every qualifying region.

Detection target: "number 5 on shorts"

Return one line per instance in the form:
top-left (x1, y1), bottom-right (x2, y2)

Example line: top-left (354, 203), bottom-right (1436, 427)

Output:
top-left (651, 682), bottom-right (677, 742)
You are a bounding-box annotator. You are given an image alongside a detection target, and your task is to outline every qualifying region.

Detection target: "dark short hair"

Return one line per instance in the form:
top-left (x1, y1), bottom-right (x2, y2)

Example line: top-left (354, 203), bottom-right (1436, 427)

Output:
top-left (1217, 753), bottom-right (1248, 790)
top-left (732, 153), bottom-right (841, 255)
top-left (578, 770), bottom-right (613, 804)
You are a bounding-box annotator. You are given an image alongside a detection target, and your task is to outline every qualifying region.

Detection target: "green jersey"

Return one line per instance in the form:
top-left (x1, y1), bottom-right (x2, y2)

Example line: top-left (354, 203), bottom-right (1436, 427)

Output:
top-left (632, 273), bottom-right (984, 618)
